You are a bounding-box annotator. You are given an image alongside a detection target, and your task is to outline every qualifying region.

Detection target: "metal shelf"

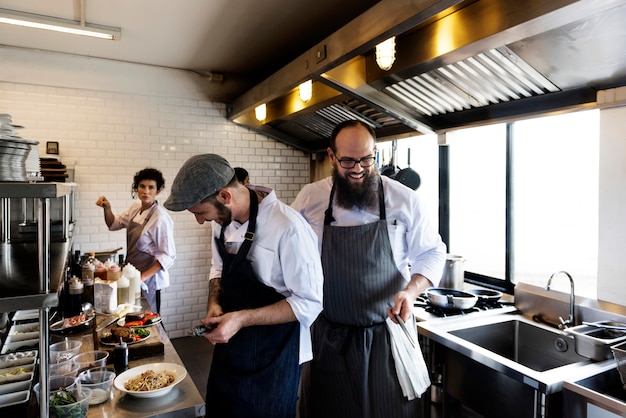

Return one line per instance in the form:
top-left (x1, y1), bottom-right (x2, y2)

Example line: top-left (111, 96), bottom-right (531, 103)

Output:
top-left (0, 182), bottom-right (74, 198)
top-left (0, 181), bottom-right (75, 418)
top-left (0, 241), bottom-right (70, 311)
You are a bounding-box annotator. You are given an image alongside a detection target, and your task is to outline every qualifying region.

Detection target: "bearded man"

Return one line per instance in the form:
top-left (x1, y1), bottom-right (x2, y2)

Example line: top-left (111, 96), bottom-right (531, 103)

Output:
top-left (291, 120), bottom-right (447, 418)
top-left (164, 154), bottom-right (323, 418)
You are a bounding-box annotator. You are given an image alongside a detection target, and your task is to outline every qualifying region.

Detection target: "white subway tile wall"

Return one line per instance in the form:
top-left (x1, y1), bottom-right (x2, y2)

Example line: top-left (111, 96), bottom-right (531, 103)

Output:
top-left (1, 81), bottom-right (313, 338)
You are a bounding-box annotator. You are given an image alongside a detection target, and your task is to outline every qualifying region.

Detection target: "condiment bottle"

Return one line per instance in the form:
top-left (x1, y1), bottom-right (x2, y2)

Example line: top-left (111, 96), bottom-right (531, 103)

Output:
top-left (123, 263), bottom-right (141, 305)
top-left (114, 340), bottom-right (129, 374)
top-left (94, 261), bottom-right (107, 281)
top-left (65, 276), bottom-right (84, 317)
top-left (81, 257), bottom-right (95, 306)
top-left (107, 263), bottom-right (122, 282)
top-left (117, 274), bottom-right (130, 307)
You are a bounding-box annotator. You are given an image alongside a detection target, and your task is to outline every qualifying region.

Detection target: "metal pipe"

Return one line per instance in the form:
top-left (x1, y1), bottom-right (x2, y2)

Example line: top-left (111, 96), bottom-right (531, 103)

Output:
top-left (80, 0), bottom-right (85, 27)
top-left (545, 270), bottom-right (575, 328)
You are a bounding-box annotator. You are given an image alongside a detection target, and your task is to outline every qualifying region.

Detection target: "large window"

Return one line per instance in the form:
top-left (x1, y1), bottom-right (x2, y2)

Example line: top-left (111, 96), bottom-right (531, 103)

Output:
top-left (447, 124), bottom-right (507, 280)
top-left (385, 109), bottom-right (599, 297)
top-left (511, 111), bottom-right (599, 297)
top-left (447, 110), bottom-right (599, 296)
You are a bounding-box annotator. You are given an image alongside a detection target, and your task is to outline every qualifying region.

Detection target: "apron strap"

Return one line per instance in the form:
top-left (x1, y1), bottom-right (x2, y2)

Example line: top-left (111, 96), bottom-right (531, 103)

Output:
top-left (218, 187), bottom-right (259, 273)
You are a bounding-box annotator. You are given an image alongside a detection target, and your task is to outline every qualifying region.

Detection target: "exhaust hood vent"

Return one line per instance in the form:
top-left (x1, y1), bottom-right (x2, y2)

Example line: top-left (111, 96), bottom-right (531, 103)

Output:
top-left (267, 98), bottom-right (409, 151)
top-left (232, 0), bottom-right (626, 153)
top-left (385, 47), bottom-right (560, 117)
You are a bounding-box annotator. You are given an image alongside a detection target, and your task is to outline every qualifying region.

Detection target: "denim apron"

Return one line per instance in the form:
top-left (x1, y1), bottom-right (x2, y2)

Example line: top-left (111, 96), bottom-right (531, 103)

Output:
top-left (306, 180), bottom-right (419, 418)
top-left (206, 188), bottom-right (300, 418)
top-left (126, 204), bottom-right (160, 312)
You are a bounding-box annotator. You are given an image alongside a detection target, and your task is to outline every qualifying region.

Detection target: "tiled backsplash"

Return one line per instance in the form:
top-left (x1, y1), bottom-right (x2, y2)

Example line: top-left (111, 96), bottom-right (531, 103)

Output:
top-left (1, 81), bottom-right (312, 338)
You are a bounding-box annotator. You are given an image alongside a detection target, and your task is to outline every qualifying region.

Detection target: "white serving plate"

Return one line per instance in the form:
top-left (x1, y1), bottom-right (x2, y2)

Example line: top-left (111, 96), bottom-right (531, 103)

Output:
top-left (4, 333), bottom-right (39, 346)
top-left (0, 363), bottom-right (34, 385)
top-left (0, 338), bottom-right (39, 354)
top-left (8, 323), bottom-right (40, 342)
top-left (0, 379), bottom-right (31, 395)
top-left (113, 363), bottom-right (186, 398)
top-left (0, 389), bottom-right (30, 408)
top-left (12, 309), bottom-right (39, 322)
top-left (0, 350), bottom-right (38, 369)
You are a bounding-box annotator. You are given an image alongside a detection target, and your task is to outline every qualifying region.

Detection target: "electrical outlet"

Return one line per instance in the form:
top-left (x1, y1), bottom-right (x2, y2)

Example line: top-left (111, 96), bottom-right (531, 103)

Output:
top-left (315, 45), bottom-right (327, 63)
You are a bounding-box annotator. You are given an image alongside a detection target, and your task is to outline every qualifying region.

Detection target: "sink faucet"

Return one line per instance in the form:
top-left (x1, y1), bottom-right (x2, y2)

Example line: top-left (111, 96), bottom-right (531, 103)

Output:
top-left (545, 270), bottom-right (575, 329)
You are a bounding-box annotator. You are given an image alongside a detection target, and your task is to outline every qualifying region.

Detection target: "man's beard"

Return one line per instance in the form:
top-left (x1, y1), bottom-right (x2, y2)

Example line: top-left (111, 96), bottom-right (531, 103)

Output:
top-left (213, 200), bottom-right (232, 227)
top-left (332, 165), bottom-right (379, 211)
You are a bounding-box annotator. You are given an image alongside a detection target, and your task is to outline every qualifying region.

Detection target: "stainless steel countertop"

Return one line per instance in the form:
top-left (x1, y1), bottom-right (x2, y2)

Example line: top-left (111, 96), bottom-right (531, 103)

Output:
top-left (85, 326), bottom-right (206, 418)
top-left (57, 312), bottom-right (206, 418)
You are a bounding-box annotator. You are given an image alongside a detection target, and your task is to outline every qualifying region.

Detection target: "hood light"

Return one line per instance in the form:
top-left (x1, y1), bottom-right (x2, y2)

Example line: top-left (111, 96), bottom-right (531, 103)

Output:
top-left (376, 37), bottom-right (396, 71)
top-left (299, 80), bottom-right (312, 102)
top-left (255, 104), bottom-right (267, 121)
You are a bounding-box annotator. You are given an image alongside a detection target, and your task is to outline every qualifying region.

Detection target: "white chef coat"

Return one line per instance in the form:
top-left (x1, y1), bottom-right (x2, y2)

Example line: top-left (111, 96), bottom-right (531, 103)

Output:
top-left (291, 176), bottom-right (446, 287)
top-left (109, 201), bottom-right (176, 291)
top-left (209, 186), bottom-right (324, 364)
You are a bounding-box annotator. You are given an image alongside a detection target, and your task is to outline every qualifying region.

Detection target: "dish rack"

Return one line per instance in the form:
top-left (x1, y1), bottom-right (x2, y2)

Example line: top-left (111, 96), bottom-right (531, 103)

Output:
top-left (611, 341), bottom-right (626, 389)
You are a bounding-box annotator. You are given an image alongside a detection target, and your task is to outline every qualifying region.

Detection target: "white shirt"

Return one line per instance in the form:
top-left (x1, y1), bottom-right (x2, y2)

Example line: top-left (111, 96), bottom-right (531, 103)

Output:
top-left (209, 186), bottom-right (324, 364)
top-left (109, 201), bottom-right (176, 290)
top-left (291, 176), bottom-right (446, 287)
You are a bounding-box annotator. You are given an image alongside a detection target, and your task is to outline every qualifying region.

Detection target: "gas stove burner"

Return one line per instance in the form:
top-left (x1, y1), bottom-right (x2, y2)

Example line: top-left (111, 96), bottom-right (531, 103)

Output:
top-left (414, 291), bottom-right (509, 317)
top-left (475, 299), bottom-right (504, 310)
top-left (424, 306), bottom-right (480, 317)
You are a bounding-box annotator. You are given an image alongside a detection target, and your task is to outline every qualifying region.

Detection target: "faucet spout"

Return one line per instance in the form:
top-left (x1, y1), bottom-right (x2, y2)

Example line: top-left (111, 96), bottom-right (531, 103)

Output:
top-left (545, 270), bottom-right (575, 329)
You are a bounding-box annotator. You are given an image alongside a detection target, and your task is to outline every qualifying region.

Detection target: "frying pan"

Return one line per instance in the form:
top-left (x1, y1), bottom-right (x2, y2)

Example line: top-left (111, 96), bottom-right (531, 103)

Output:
top-left (466, 288), bottom-right (503, 302)
top-left (425, 288), bottom-right (478, 310)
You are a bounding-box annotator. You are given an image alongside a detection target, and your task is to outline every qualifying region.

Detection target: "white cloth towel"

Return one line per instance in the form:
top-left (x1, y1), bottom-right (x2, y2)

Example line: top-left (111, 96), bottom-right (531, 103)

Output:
top-left (385, 315), bottom-right (431, 400)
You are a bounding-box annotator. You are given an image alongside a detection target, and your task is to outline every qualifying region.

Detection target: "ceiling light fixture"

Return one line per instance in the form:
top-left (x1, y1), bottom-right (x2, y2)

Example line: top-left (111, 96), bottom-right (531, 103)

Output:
top-left (299, 80), bottom-right (312, 102)
top-left (0, 7), bottom-right (121, 40)
top-left (375, 37), bottom-right (396, 71)
top-left (255, 104), bottom-right (267, 121)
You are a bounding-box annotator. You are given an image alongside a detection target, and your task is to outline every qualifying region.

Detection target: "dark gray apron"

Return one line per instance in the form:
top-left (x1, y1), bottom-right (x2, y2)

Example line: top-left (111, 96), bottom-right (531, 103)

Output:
top-left (307, 180), bottom-right (420, 418)
top-left (206, 188), bottom-right (300, 418)
top-left (126, 205), bottom-right (159, 312)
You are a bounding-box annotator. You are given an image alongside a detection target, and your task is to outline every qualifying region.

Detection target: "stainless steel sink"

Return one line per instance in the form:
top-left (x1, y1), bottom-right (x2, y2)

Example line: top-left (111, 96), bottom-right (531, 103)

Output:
top-left (418, 313), bottom-right (615, 394)
top-left (449, 318), bottom-right (587, 372)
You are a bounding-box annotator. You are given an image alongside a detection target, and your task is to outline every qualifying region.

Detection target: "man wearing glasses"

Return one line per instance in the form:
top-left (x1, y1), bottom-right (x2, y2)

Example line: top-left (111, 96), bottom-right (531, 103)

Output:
top-left (292, 119), bottom-right (446, 418)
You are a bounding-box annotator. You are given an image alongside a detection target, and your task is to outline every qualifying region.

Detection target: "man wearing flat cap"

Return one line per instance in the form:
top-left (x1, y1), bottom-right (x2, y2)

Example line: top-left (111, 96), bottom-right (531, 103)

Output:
top-left (165, 154), bottom-right (323, 418)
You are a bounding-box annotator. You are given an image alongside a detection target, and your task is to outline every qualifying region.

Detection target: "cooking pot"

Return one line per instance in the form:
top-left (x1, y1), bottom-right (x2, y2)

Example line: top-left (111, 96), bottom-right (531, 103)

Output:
top-left (439, 254), bottom-right (465, 290)
top-left (426, 287), bottom-right (478, 310)
top-left (466, 288), bottom-right (503, 302)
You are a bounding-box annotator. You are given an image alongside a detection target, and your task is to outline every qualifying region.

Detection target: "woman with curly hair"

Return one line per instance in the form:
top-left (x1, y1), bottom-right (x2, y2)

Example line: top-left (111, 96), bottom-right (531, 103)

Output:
top-left (96, 168), bottom-right (176, 313)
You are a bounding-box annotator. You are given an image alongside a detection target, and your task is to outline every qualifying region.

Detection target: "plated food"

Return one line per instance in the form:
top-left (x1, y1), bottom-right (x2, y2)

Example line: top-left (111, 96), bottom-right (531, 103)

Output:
top-left (113, 363), bottom-right (187, 398)
top-left (50, 312), bottom-right (95, 334)
top-left (124, 369), bottom-right (175, 391)
top-left (99, 326), bottom-right (150, 346)
top-left (0, 351), bottom-right (37, 369)
top-left (0, 364), bottom-right (35, 385)
top-left (117, 311), bottom-right (161, 327)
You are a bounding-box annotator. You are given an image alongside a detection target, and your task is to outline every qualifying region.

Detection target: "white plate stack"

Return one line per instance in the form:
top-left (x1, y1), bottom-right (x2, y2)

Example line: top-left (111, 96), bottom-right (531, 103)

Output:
top-left (0, 114), bottom-right (39, 182)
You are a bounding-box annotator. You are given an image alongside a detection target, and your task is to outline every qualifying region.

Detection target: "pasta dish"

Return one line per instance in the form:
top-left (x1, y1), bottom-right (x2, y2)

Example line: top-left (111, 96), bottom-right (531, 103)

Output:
top-left (124, 369), bottom-right (175, 392)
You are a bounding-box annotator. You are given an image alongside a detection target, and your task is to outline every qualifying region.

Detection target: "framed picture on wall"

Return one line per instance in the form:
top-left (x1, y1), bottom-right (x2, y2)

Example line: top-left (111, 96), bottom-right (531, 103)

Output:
top-left (46, 141), bottom-right (59, 155)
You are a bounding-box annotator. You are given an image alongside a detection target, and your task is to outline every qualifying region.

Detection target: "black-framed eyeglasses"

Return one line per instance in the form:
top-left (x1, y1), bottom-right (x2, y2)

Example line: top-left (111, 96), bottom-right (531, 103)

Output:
top-left (336, 155), bottom-right (376, 169)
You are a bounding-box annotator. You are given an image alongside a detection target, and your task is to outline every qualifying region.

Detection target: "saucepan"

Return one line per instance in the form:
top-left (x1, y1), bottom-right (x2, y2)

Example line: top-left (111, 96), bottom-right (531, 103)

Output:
top-left (425, 287), bottom-right (478, 310)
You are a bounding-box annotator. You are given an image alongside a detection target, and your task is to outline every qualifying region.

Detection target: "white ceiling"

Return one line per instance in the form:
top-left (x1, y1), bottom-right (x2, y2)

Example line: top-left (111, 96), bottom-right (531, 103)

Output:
top-left (0, 0), bottom-right (379, 102)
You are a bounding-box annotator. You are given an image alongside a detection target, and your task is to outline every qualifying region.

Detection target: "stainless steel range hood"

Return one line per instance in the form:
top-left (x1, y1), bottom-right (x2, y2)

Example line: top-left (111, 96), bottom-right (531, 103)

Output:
top-left (229, 0), bottom-right (626, 152)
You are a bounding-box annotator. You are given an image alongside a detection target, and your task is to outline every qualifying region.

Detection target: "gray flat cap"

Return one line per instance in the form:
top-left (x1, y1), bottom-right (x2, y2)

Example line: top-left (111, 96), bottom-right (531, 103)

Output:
top-left (164, 154), bottom-right (235, 211)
